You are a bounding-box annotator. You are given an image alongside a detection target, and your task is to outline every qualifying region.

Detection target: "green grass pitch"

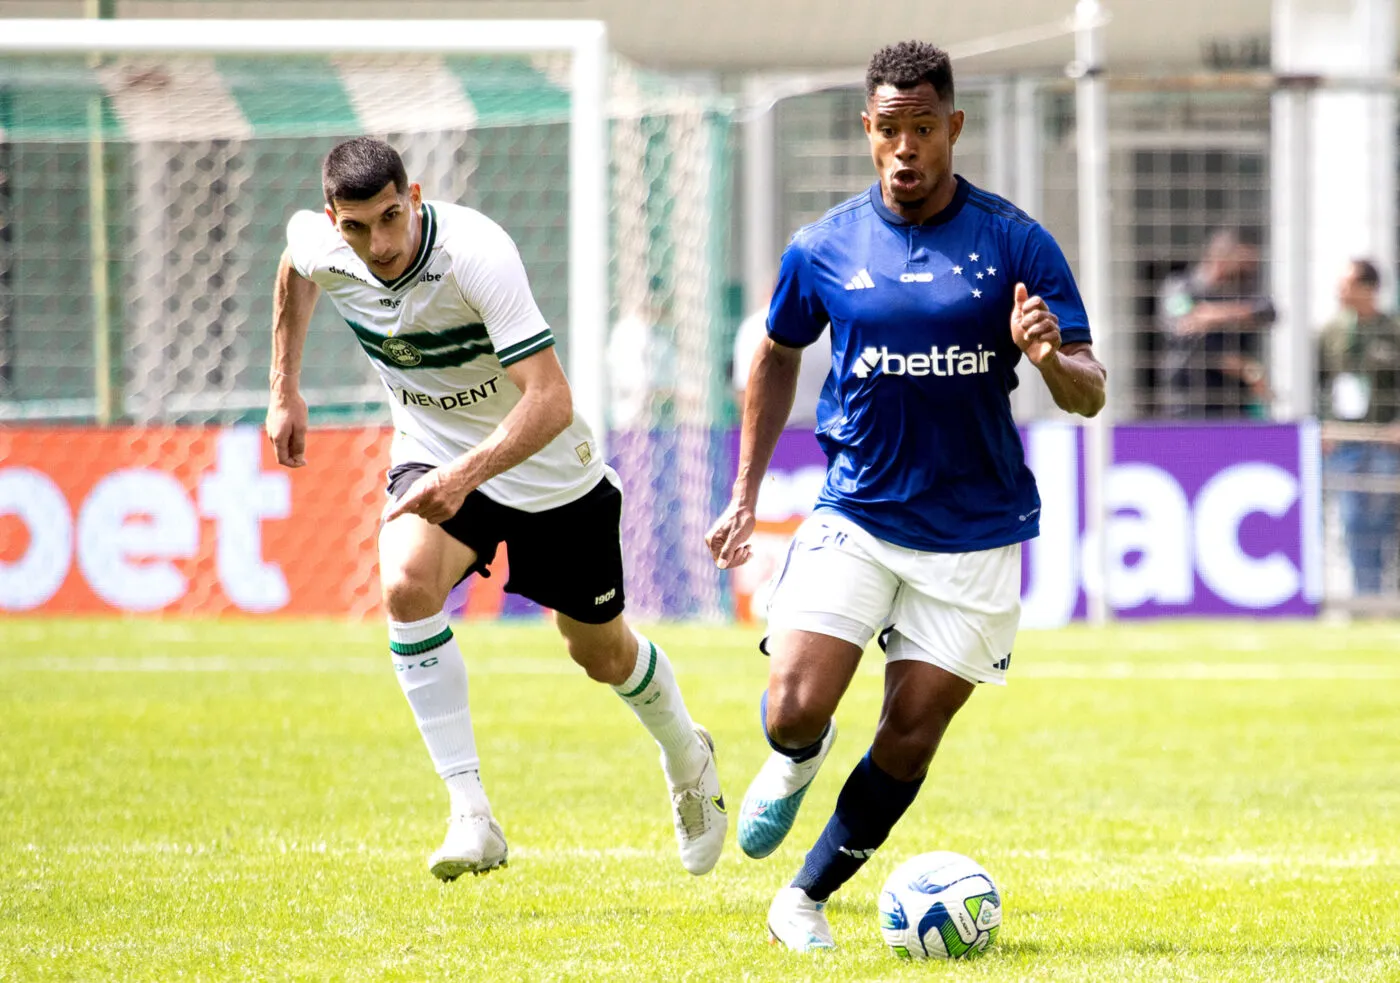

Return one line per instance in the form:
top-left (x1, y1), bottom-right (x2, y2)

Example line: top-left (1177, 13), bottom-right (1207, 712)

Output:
top-left (3, 618), bottom-right (1399, 982)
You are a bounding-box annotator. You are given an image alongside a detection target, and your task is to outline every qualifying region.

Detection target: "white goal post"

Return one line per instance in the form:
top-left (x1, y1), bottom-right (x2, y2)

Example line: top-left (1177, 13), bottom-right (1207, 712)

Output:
top-left (0, 18), bottom-right (611, 448)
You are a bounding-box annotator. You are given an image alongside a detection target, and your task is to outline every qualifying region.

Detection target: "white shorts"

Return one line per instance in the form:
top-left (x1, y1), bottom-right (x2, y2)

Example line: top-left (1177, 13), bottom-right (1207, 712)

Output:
top-left (765, 509), bottom-right (1022, 685)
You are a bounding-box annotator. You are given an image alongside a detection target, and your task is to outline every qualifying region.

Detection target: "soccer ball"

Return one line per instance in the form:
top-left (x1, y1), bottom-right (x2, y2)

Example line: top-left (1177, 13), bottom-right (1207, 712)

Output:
top-left (877, 851), bottom-right (1002, 960)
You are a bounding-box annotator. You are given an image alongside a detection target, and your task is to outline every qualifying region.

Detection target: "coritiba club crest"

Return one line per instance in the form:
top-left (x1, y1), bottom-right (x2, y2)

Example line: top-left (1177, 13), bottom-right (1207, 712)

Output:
top-left (381, 338), bottom-right (423, 367)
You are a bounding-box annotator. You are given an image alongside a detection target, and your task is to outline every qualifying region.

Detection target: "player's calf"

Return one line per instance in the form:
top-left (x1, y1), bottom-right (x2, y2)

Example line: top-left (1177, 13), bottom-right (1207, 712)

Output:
top-left (556, 611), bottom-right (635, 686)
top-left (562, 615), bottom-right (728, 874)
top-left (738, 694), bottom-right (839, 860)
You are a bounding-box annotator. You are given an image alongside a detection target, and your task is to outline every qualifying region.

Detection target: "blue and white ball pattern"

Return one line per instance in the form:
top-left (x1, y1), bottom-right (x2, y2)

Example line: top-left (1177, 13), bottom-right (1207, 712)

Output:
top-left (878, 851), bottom-right (1002, 960)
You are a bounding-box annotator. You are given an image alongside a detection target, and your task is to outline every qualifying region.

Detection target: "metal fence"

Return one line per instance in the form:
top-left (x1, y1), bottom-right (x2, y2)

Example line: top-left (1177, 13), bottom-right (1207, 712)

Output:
top-left (2, 56), bottom-right (1397, 616)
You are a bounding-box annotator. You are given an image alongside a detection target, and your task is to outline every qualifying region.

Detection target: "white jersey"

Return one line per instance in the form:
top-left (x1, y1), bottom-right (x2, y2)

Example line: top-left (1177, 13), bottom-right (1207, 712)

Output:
top-left (286, 200), bottom-right (604, 511)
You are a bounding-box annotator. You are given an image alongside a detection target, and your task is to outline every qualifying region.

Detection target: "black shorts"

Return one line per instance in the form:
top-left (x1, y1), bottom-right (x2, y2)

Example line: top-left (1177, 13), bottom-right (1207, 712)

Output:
top-left (386, 463), bottom-right (626, 624)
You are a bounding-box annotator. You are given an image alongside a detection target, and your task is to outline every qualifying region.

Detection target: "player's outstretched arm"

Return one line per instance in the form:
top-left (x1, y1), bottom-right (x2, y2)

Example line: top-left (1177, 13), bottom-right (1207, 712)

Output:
top-left (384, 348), bottom-right (573, 525)
top-left (705, 337), bottom-right (803, 569)
top-left (266, 248), bottom-right (320, 467)
top-left (1010, 282), bottom-right (1107, 418)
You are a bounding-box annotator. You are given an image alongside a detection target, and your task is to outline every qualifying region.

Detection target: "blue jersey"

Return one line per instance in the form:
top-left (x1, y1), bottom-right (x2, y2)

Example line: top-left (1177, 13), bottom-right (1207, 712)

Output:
top-left (767, 177), bottom-right (1091, 553)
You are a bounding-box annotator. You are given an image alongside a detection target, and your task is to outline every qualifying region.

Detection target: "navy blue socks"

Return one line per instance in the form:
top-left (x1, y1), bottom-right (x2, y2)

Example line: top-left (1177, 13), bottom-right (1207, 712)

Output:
top-left (791, 750), bottom-right (924, 902)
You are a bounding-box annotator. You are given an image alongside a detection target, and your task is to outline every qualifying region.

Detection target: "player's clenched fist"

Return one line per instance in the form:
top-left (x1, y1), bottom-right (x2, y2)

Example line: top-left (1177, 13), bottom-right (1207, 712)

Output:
top-left (266, 390), bottom-right (309, 468)
top-left (706, 500), bottom-right (756, 570)
top-left (383, 467), bottom-right (470, 525)
top-left (1010, 282), bottom-right (1061, 367)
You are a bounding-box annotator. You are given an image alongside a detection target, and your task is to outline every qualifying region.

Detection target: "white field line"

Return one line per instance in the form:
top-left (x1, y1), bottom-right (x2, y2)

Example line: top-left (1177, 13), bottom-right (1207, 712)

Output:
top-left (4, 655), bottom-right (1400, 681)
top-left (1025, 629), bottom-right (1400, 653)
top-left (1020, 661), bottom-right (1400, 680)
top-left (15, 840), bottom-right (671, 862)
top-left (16, 840), bottom-right (1397, 869)
top-left (1000, 848), bottom-right (1400, 870)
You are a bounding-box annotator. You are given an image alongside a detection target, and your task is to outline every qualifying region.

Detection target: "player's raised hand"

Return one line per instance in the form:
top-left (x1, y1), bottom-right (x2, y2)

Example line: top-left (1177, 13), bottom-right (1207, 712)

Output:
top-left (266, 389), bottom-right (309, 468)
top-left (706, 500), bottom-right (756, 569)
top-left (383, 467), bottom-right (469, 526)
top-left (1010, 282), bottom-right (1061, 367)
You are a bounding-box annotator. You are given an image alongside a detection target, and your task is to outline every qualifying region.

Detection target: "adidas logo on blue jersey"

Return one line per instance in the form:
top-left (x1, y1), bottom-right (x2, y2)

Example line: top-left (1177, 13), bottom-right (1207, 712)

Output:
top-left (844, 269), bottom-right (875, 291)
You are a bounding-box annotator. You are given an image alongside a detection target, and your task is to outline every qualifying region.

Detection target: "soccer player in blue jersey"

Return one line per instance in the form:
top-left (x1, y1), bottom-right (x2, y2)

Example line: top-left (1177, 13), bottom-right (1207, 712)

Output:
top-left (706, 41), bottom-right (1106, 951)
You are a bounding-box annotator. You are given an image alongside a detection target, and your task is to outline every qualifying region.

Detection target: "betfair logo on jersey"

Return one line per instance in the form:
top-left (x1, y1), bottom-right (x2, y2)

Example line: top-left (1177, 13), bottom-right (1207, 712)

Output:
top-left (329, 266), bottom-right (369, 284)
top-left (398, 376), bottom-right (500, 410)
top-left (381, 338), bottom-right (423, 366)
top-left (852, 345), bottom-right (997, 380)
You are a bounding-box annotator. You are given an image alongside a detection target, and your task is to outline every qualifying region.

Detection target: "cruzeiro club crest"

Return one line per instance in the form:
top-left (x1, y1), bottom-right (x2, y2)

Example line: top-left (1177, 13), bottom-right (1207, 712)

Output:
top-left (381, 338), bottom-right (422, 367)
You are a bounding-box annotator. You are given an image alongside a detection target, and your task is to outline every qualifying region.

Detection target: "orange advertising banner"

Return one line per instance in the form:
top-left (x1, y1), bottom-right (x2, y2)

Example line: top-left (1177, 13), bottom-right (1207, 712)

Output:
top-left (0, 426), bottom-right (393, 617)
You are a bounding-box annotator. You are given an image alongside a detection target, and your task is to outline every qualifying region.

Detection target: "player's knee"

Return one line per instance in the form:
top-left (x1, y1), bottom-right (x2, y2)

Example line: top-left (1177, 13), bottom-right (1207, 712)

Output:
top-left (765, 683), bottom-right (829, 749)
top-left (380, 568), bottom-right (443, 622)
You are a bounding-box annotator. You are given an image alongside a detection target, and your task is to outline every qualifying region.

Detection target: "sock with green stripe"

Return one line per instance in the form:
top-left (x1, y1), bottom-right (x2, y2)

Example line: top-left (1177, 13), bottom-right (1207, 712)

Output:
top-left (612, 631), bottom-right (708, 786)
top-left (389, 613), bottom-right (490, 817)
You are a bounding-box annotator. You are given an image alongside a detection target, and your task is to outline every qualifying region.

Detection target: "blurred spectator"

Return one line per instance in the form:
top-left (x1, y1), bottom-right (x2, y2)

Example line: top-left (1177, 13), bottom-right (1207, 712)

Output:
top-left (1159, 230), bottom-right (1276, 418)
top-left (732, 306), bottom-right (832, 430)
top-left (608, 300), bottom-right (675, 430)
top-left (1318, 258), bottom-right (1400, 597)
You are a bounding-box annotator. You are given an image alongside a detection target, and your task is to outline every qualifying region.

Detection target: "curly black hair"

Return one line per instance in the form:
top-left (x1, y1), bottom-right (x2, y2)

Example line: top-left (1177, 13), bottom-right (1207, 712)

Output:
top-left (865, 41), bottom-right (954, 104)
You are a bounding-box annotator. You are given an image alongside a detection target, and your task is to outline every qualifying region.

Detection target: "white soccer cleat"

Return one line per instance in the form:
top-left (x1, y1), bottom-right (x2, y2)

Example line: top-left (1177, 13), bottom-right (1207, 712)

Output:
top-left (429, 814), bottom-right (509, 882)
top-left (767, 886), bottom-right (836, 952)
top-left (738, 720), bottom-right (838, 859)
top-left (668, 725), bottom-right (728, 875)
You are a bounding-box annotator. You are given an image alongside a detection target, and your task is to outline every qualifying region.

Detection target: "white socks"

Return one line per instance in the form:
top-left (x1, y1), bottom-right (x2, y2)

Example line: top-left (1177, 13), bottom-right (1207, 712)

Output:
top-left (612, 632), bottom-right (708, 785)
top-left (391, 617), bottom-right (703, 813)
top-left (389, 613), bottom-right (491, 817)
top-left (445, 768), bottom-right (491, 818)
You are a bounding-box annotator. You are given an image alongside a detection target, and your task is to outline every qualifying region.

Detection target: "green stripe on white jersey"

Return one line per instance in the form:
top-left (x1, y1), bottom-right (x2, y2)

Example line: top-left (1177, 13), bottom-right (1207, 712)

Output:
top-left (285, 199), bottom-right (600, 512)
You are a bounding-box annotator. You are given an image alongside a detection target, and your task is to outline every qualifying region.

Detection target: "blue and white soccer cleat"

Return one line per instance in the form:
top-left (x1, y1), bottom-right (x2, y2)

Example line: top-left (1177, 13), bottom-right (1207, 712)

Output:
top-left (767, 886), bottom-right (836, 952)
top-left (429, 814), bottom-right (508, 881)
top-left (738, 720), bottom-right (838, 859)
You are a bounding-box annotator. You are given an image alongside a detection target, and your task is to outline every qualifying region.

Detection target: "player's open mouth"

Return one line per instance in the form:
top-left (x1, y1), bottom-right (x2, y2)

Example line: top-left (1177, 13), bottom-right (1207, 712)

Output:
top-left (891, 168), bottom-right (922, 188)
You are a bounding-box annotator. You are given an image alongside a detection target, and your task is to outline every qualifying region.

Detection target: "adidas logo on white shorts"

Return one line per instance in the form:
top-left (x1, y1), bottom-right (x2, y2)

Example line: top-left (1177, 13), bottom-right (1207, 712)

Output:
top-left (844, 269), bottom-right (875, 291)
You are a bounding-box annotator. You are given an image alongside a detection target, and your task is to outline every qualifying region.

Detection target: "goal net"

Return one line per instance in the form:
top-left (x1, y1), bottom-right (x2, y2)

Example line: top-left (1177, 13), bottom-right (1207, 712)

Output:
top-left (0, 21), bottom-right (732, 621)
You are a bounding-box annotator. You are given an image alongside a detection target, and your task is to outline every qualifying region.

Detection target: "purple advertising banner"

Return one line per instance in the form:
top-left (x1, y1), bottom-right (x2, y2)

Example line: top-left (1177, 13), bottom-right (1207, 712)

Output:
top-left (745, 422), bottom-right (1322, 626)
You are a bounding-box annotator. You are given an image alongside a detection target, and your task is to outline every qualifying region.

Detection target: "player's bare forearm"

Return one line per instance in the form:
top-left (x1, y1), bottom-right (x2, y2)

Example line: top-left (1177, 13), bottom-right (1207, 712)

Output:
top-left (704, 338), bottom-right (802, 568)
top-left (732, 338), bottom-right (803, 507)
top-left (383, 348), bottom-right (572, 525)
top-left (449, 390), bottom-right (570, 494)
top-left (266, 251), bottom-right (319, 467)
top-left (448, 349), bottom-right (573, 495)
top-left (270, 249), bottom-right (319, 393)
top-left (1038, 343), bottom-right (1107, 417)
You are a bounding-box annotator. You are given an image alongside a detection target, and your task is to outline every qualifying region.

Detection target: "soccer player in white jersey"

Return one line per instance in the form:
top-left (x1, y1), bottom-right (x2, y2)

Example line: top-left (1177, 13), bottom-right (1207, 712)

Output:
top-left (266, 137), bottom-right (726, 881)
top-left (706, 42), bottom-right (1107, 950)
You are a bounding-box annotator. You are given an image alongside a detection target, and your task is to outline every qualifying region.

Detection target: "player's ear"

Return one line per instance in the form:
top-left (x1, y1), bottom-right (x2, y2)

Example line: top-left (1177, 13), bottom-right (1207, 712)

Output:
top-left (948, 109), bottom-right (965, 147)
top-left (324, 203), bottom-right (337, 226)
top-left (861, 111), bottom-right (873, 137)
top-left (408, 183), bottom-right (423, 208)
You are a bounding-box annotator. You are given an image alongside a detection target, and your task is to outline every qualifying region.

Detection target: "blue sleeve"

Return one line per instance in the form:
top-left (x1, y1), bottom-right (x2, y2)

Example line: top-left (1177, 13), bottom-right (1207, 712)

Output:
top-left (765, 237), bottom-right (829, 348)
top-left (1017, 224), bottom-right (1092, 345)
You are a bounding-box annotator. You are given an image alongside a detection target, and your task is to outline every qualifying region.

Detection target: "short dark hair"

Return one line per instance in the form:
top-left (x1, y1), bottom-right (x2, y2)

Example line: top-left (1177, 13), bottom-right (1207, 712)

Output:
top-left (865, 41), bottom-right (954, 104)
top-left (322, 137), bottom-right (408, 207)
top-left (1351, 258), bottom-right (1381, 288)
